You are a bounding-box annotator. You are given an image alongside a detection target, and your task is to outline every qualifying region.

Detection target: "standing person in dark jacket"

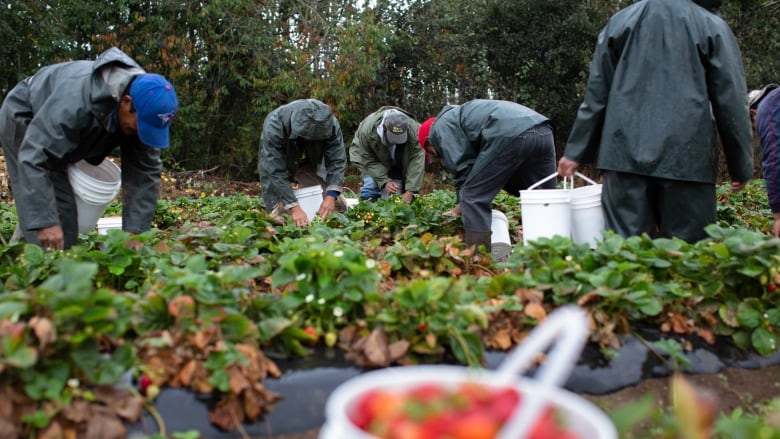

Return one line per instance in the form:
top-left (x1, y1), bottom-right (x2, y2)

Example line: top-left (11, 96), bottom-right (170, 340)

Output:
top-left (417, 99), bottom-right (557, 253)
top-left (557, 0), bottom-right (754, 243)
top-left (749, 84), bottom-right (780, 237)
top-left (258, 99), bottom-right (347, 227)
top-left (0, 47), bottom-right (178, 250)
top-left (350, 107), bottom-right (425, 204)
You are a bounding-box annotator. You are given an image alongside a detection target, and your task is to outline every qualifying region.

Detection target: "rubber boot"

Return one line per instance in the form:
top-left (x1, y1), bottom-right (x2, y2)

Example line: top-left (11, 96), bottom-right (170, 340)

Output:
top-left (464, 230), bottom-right (492, 254)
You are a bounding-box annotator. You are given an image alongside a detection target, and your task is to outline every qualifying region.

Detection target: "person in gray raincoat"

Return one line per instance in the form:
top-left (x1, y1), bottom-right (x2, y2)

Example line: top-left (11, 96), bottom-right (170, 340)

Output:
top-left (349, 106), bottom-right (425, 204)
top-left (0, 47), bottom-right (178, 250)
top-left (417, 99), bottom-right (557, 253)
top-left (258, 99), bottom-right (346, 226)
top-left (557, 0), bottom-right (753, 243)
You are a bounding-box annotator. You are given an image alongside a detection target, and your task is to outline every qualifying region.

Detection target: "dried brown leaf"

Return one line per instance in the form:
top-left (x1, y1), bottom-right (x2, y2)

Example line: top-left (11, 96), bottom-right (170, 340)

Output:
top-left (209, 396), bottom-right (244, 431)
top-left (228, 366), bottom-right (251, 394)
top-left (29, 316), bottom-right (57, 350)
top-left (36, 421), bottom-right (62, 439)
top-left (388, 340), bottom-right (410, 363)
top-left (363, 328), bottom-right (390, 367)
top-left (173, 359), bottom-right (198, 387)
top-left (84, 407), bottom-right (126, 439)
top-left (523, 302), bottom-right (547, 321)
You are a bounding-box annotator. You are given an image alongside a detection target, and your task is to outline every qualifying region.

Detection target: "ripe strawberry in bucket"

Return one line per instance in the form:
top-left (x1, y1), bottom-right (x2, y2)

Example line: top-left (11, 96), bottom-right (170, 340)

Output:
top-left (348, 381), bottom-right (580, 439)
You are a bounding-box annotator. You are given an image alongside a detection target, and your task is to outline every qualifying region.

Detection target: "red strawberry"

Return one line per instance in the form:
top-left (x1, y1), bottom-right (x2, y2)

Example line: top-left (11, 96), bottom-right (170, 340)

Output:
top-left (139, 375), bottom-right (152, 395)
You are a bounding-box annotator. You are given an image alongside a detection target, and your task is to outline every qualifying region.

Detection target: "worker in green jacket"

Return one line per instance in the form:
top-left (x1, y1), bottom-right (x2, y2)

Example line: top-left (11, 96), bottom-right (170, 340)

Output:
top-left (349, 107), bottom-right (425, 204)
top-left (557, 0), bottom-right (753, 243)
top-left (258, 99), bottom-right (347, 226)
top-left (418, 99), bottom-right (557, 252)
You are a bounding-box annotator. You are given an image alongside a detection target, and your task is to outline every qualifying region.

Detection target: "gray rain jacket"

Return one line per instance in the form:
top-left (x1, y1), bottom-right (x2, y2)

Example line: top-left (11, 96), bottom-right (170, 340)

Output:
top-left (563, 0), bottom-right (753, 184)
top-left (0, 47), bottom-right (163, 236)
top-left (349, 106), bottom-right (425, 193)
top-left (428, 100), bottom-right (548, 191)
top-left (258, 99), bottom-right (346, 208)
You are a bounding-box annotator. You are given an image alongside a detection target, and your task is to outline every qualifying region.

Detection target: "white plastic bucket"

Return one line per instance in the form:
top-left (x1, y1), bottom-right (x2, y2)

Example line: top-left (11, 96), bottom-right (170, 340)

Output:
top-left (520, 172), bottom-right (572, 245)
top-left (571, 173), bottom-right (605, 248)
top-left (320, 307), bottom-right (616, 439)
top-left (491, 209), bottom-right (511, 261)
top-left (344, 198), bottom-right (359, 209)
top-left (68, 159), bottom-right (121, 233)
top-left (293, 185), bottom-right (324, 221)
top-left (96, 216), bottom-right (123, 235)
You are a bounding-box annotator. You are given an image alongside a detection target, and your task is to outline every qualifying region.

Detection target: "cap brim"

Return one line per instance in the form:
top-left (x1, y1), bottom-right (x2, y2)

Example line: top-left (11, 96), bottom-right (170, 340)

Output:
top-left (137, 118), bottom-right (170, 148)
top-left (386, 131), bottom-right (408, 145)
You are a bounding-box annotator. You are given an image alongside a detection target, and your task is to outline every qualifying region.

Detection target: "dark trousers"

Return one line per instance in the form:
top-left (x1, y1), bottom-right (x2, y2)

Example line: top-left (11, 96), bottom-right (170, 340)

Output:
top-left (601, 171), bottom-right (716, 243)
top-left (460, 123), bottom-right (557, 233)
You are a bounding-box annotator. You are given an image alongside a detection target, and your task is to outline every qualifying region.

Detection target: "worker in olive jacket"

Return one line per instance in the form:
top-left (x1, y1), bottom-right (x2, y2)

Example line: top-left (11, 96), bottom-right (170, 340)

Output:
top-left (418, 99), bottom-right (557, 252)
top-left (350, 107), bottom-right (425, 204)
top-left (0, 47), bottom-right (178, 250)
top-left (557, 0), bottom-right (753, 243)
top-left (258, 99), bottom-right (347, 226)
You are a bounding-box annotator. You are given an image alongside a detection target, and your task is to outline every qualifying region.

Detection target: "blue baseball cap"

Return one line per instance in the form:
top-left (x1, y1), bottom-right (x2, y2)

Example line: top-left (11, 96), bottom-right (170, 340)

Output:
top-left (129, 74), bottom-right (178, 148)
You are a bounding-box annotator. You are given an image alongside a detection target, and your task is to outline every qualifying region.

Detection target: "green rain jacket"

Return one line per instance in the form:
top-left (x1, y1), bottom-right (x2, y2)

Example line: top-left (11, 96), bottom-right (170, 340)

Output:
top-left (428, 99), bottom-right (548, 191)
top-left (0, 47), bottom-right (162, 234)
top-left (349, 106), bottom-right (425, 193)
top-left (258, 99), bottom-right (346, 207)
top-left (563, 0), bottom-right (753, 184)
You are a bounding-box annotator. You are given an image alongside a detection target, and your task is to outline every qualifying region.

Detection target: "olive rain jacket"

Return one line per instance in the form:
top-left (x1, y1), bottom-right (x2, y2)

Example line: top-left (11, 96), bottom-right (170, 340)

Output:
top-left (563, 0), bottom-right (753, 185)
top-left (0, 47), bottom-right (163, 235)
top-left (427, 99), bottom-right (548, 191)
top-left (349, 106), bottom-right (425, 193)
top-left (258, 99), bottom-right (346, 208)
top-left (756, 88), bottom-right (780, 213)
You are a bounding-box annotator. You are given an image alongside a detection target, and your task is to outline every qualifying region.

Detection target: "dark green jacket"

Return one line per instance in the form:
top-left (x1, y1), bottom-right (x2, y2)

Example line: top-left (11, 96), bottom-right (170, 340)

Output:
top-left (428, 99), bottom-right (548, 191)
top-left (0, 47), bottom-right (162, 234)
top-left (563, 0), bottom-right (753, 184)
top-left (349, 106), bottom-right (425, 192)
top-left (258, 99), bottom-right (346, 207)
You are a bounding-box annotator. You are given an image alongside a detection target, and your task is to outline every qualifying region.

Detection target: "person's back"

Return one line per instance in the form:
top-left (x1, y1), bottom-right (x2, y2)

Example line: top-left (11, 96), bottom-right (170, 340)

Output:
top-left (566, 0), bottom-right (752, 185)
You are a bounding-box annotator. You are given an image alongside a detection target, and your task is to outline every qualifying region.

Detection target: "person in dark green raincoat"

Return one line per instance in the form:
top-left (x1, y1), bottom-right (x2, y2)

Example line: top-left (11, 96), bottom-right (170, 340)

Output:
top-left (417, 99), bottom-right (557, 253)
top-left (0, 47), bottom-right (178, 250)
top-left (557, 0), bottom-right (754, 243)
top-left (258, 99), bottom-right (347, 227)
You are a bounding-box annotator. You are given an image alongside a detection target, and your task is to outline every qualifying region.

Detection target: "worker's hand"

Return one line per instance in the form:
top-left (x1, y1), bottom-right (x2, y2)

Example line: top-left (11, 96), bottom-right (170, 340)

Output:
top-left (317, 196), bottom-right (337, 220)
top-left (730, 181), bottom-right (746, 192)
top-left (385, 181), bottom-right (400, 194)
top-left (37, 225), bottom-right (64, 250)
top-left (772, 214), bottom-right (780, 238)
top-left (557, 157), bottom-right (579, 178)
top-left (402, 191), bottom-right (415, 204)
top-left (443, 203), bottom-right (461, 217)
top-left (290, 205), bottom-right (311, 227)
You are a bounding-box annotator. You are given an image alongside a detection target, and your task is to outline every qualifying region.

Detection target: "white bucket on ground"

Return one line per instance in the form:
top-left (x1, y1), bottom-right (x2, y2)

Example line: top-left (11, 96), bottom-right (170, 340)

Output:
top-left (68, 159), bottom-right (122, 233)
top-left (96, 216), bottom-right (123, 235)
top-left (293, 185), bottom-right (323, 221)
top-left (571, 172), bottom-right (605, 248)
top-left (319, 307), bottom-right (616, 439)
top-left (520, 172), bottom-right (572, 245)
top-left (343, 198), bottom-right (359, 209)
top-left (491, 209), bottom-right (511, 261)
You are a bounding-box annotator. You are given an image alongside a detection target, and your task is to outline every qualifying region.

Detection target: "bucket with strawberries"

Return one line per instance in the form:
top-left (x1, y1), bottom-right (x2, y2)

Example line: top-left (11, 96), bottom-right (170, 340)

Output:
top-left (320, 306), bottom-right (617, 439)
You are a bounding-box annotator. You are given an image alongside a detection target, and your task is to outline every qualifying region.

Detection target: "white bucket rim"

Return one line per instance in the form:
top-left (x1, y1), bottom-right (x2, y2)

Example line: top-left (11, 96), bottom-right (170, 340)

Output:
top-left (293, 185), bottom-right (323, 196)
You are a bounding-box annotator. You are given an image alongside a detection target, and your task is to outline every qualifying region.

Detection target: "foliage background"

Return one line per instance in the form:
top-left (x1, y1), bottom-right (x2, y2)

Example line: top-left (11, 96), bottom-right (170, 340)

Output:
top-left (0, 0), bottom-right (778, 179)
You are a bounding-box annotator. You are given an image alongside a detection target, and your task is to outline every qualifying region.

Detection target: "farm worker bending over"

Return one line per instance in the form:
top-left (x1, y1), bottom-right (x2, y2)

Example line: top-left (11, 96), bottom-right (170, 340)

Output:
top-left (417, 99), bottom-right (557, 253)
top-left (258, 99), bottom-right (347, 226)
top-left (350, 107), bottom-right (425, 204)
top-left (0, 47), bottom-right (178, 250)
top-left (749, 84), bottom-right (780, 237)
top-left (556, 0), bottom-right (753, 243)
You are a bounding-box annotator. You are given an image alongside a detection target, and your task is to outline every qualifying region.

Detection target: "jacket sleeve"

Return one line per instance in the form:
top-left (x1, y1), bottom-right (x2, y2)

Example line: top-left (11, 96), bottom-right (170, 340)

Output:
top-left (757, 92), bottom-right (780, 213)
top-left (322, 119), bottom-right (346, 192)
top-left (403, 140), bottom-right (426, 193)
top-left (706, 25), bottom-right (754, 184)
top-left (120, 140), bottom-right (162, 233)
top-left (259, 113), bottom-right (298, 206)
top-left (563, 27), bottom-right (616, 164)
top-left (14, 99), bottom-right (86, 231)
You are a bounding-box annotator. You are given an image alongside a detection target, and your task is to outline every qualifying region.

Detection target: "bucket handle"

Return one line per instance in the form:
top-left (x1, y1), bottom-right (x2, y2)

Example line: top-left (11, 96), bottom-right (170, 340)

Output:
top-left (575, 172), bottom-right (599, 186)
top-left (526, 172), bottom-right (571, 191)
top-left (494, 306), bottom-right (590, 439)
